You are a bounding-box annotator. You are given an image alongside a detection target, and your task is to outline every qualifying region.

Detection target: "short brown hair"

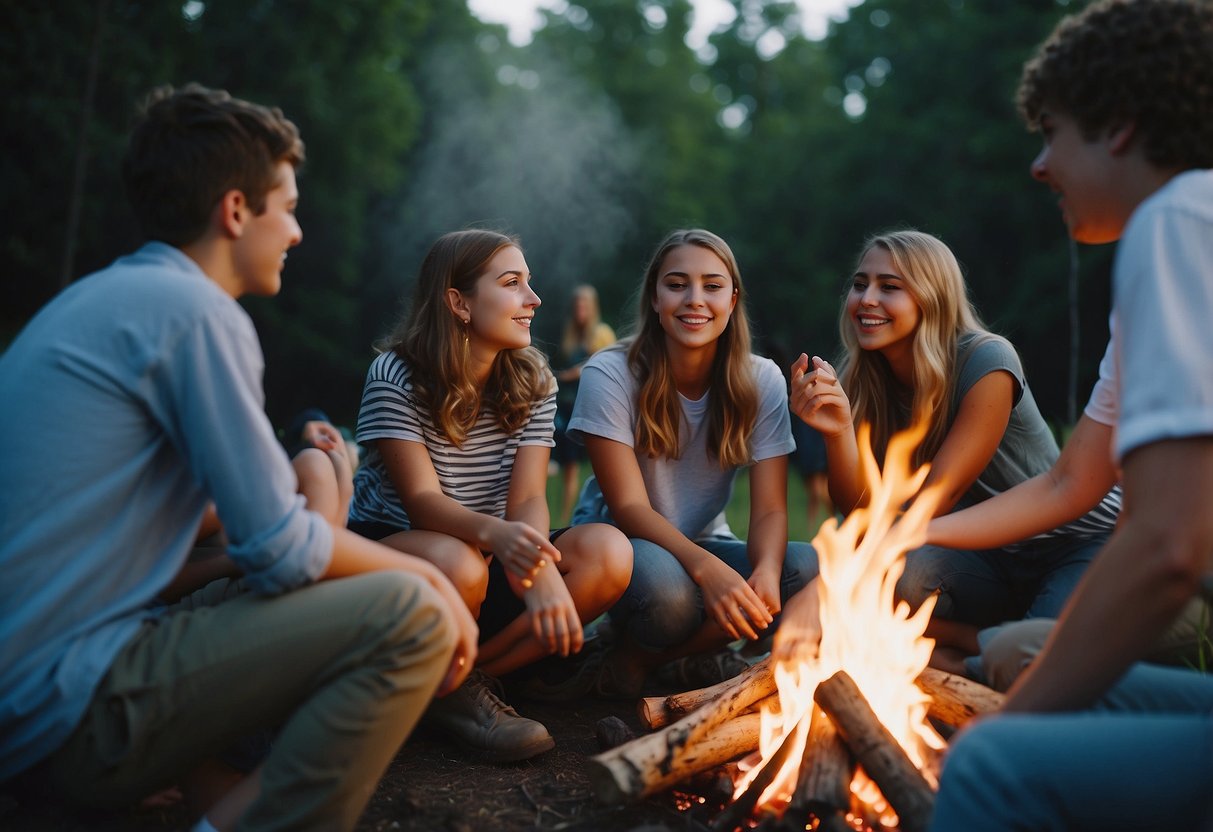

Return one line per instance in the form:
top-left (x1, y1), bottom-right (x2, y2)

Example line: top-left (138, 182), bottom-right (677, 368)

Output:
top-left (122, 83), bottom-right (305, 246)
top-left (1018, 0), bottom-right (1213, 170)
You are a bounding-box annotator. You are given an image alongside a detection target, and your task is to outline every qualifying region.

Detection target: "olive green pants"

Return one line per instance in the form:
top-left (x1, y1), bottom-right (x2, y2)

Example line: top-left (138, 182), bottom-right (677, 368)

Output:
top-left (978, 595), bottom-right (1213, 692)
top-left (37, 572), bottom-right (454, 831)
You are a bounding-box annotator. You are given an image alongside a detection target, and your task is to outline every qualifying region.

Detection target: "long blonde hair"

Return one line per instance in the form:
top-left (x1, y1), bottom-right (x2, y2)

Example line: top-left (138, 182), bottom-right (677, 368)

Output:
top-left (626, 229), bottom-right (758, 468)
top-left (380, 229), bottom-right (551, 446)
top-left (837, 230), bottom-right (991, 464)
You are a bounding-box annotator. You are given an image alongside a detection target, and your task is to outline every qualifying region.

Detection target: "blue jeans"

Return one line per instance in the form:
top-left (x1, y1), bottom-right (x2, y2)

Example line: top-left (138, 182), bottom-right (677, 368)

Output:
top-left (897, 533), bottom-right (1105, 626)
top-left (608, 535), bottom-right (818, 651)
top-left (932, 662), bottom-right (1213, 831)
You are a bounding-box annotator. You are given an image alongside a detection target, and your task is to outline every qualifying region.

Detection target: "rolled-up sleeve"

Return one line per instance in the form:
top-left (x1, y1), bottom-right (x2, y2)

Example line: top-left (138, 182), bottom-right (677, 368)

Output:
top-left (156, 304), bottom-right (331, 594)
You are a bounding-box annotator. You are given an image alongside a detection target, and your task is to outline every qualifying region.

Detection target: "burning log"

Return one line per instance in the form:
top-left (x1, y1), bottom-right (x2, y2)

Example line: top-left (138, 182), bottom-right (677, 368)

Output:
top-left (709, 715), bottom-right (804, 832)
top-left (789, 704), bottom-right (854, 821)
top-left (916, 666), bottom-right (1004, 726)
top-left (641, 661), bottom-right (1001, 731)
top-left (814, 671), bottom-right (935, 832)
top-left (587, 713), bottom-right (763, 804)
top-left (638, 656), bottom-right (775, 730)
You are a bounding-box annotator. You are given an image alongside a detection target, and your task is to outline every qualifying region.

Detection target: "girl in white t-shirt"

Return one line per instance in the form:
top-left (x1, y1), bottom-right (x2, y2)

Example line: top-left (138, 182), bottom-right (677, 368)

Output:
top-left (553, 228), bottom-right (816, 698)
top-left (348, 229), bottom-right (632, 760)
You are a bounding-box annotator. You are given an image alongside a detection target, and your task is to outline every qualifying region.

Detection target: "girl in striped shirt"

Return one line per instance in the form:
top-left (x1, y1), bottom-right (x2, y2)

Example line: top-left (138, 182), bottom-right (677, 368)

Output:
top-left (349, 229), bottom-right (632, 761)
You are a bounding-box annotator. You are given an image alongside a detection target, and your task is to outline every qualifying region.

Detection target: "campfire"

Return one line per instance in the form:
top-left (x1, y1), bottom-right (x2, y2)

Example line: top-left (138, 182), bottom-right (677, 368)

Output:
top-left (587, 425), bottom-right (1005, 832)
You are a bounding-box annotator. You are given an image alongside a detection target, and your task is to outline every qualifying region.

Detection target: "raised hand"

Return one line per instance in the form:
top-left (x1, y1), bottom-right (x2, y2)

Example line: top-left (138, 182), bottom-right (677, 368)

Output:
top-left (790, 354), bottom-right (854, 438)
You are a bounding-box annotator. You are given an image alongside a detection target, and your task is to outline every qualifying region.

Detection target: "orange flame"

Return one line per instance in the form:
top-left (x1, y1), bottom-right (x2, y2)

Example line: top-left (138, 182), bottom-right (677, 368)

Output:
top-left (736, 422), bottom-right (946, 823)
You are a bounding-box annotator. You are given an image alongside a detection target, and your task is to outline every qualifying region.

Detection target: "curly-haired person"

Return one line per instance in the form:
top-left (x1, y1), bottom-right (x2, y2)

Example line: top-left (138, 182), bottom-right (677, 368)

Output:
top-left (930, 2), bottom-right (1213, 829)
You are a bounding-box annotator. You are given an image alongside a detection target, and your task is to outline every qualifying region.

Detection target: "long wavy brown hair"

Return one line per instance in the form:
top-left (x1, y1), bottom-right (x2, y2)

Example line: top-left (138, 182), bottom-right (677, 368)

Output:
top-left (625, 228), bottom-right (758, 469)
top-left (379, 229), bottom-right (551, 445)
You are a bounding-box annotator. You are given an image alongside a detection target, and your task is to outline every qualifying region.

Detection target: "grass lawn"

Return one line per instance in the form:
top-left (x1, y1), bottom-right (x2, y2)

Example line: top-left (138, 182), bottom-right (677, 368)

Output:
top-left (546, 462), bottom-right (827, 544)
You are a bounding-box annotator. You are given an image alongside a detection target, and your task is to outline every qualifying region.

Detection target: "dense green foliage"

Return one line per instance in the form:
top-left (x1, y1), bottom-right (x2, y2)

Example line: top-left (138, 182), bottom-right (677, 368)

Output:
top-left (2, 0), bottom-right (1115, 430)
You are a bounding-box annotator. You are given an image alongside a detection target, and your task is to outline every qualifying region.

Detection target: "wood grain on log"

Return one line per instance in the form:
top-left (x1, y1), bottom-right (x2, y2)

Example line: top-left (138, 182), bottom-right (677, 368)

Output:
top-left (814, 671), bottom-right (935, 832)
top-left (587, 713), bottom-right (762, 804)
top-left (638, 656), bottom-right (775, 729)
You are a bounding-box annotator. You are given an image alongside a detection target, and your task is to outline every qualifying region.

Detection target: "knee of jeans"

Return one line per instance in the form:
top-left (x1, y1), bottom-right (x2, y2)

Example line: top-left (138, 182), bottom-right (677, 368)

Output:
top-left (780, 542), bottom-right (819, 599)
top-left (896, 554), bottom-right (951, 616)
top-left (624, 579), bottom-right (701, 650)
top-left (939, 719), bottom-right (1022, 795)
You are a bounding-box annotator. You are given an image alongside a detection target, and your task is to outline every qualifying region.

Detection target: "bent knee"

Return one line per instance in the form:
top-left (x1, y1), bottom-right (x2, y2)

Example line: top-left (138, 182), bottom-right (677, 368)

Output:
top-left (781, 543), bottom-right (819, 598)
top-left (581, 525), bottom-right (633, 589)
top-left (979, 619), bottom-right (1055, 692)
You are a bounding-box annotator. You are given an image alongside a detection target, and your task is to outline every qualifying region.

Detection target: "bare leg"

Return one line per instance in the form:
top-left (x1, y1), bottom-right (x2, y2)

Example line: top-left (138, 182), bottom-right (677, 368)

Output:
top-left (292, 448), bottom-right (352, 528)
top-left (478, 523), bottom-right (631, 676)
top-left (378, 529), bottom-right (488, 616)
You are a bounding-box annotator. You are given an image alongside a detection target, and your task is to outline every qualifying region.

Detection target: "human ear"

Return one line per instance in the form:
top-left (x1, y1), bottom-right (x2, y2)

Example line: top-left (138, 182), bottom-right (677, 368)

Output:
top-left (217, 189), bottom-right (248, 239)
top-left (445, 287), bottom-right (471, 324)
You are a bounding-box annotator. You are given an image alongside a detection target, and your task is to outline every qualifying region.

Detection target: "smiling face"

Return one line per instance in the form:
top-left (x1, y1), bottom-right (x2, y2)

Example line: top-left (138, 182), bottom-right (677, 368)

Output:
top-left (459, 245), bottom-right (540, 356)
top-left (230, 160), bottom-right (302, 298)
top-left (1030, 109), bottom-right (1129, 244)
top-left (651, 244), bottom-right (738, 356)
top-left (846, 244), bottom-right (922, 360)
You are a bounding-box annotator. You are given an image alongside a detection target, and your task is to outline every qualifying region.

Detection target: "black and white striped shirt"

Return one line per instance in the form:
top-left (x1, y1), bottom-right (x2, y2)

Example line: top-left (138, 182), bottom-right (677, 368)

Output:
top-left (349, 351), bottom-right (556, 529)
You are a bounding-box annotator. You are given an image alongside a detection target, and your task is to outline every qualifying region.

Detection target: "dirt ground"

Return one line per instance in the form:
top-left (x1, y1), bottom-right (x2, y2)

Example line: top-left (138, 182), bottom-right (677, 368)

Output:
top-left (0, 686), bottom-right (729, 832)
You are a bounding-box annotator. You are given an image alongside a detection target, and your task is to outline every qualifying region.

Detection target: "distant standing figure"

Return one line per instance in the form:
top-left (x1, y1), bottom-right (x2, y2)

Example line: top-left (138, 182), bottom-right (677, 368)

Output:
top-left (553, 285), bottom-right (616, 524)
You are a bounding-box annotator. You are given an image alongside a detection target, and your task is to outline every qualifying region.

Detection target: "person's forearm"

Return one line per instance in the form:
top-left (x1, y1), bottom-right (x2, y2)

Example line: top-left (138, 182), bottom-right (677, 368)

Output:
top-left (747, 506), bottom-right (789, 573)
top-left (824, 429), bottom-right (864, 512)
top-left (928, 415), bottom-right (1118, 550)
top-left (611, 502), bottom-right (715, 578)
top-left (404, 490), bottom-right (502, 550)
top-left (1003, 439), bottom-right (1213, 712)
top-left (326, 527), bottom-right (457, 588)
top-left (928, 472), bottom-right (1064, 549)
top-left (508, 494), bottom-right (551, 535)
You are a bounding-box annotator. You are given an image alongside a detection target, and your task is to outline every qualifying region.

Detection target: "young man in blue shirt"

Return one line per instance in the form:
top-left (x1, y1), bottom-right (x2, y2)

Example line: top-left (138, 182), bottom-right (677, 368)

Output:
top-left (0, 84), bottom-right (476, 832)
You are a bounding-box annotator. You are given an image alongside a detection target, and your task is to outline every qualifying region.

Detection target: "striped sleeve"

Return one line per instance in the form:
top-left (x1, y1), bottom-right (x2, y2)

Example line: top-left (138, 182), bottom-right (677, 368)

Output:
top-left (355, 352), bottom-right (425, 445)
top-left (520, 384), bottom-right (557, 447)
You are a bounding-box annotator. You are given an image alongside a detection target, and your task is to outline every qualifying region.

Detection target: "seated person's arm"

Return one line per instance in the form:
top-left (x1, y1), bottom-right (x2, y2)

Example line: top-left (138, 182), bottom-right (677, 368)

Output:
top-left (376, 437), bottom-right (555, 580)
top-left (928, 414), bottom-right (1117, 549)
top-left (504, 443), bottom-right (582, 657)
top-left (916, 370), bottom-right (1016, 517)
top-left (1004, 437), bottom-right (1213, 712)
top-left (585, 434), bottom-right (771, 641)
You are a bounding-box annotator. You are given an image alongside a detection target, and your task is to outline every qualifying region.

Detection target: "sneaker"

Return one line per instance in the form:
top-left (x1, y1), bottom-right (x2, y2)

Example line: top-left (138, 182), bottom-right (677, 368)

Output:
top-left (423, 670), bottom-right (554, 762)
top-left (514, 645), bottom-right (644, 702)
top-left (655, 648), bottom-right (749, 690)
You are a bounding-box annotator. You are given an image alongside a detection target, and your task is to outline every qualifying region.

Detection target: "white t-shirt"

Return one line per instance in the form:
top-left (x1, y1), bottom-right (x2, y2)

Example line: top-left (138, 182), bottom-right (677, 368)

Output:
top-left (1101, 169), bottom-right (1213, 461)
top-left (568, 345), bottom-right (794, 539)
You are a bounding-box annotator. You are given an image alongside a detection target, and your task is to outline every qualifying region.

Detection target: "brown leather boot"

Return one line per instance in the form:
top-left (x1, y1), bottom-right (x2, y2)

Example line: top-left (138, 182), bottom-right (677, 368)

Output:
top-left (423, 670), bottom-right (554, 762)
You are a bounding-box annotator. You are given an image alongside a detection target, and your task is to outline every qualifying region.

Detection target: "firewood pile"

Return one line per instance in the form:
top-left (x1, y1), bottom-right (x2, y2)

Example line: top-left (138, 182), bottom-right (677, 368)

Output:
top-left (587, 655), bottom-right (1004, 832)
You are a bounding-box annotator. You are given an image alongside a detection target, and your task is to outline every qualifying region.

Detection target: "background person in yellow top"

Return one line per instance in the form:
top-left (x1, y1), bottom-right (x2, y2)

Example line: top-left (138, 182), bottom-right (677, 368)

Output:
top-left (552, 284), bottom-right (617, 524)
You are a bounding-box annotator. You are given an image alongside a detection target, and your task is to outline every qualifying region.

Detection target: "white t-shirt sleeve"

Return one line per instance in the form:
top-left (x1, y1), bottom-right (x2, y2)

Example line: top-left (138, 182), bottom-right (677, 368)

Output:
top-left (1114, 187), bottom-right (1213, 460)
top-left (1082, 327), bottom-right (1118, 428)
top-left (567, 348), bottom-right (636, 447)
top-left (750, 357), bottom-right (796, 461)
